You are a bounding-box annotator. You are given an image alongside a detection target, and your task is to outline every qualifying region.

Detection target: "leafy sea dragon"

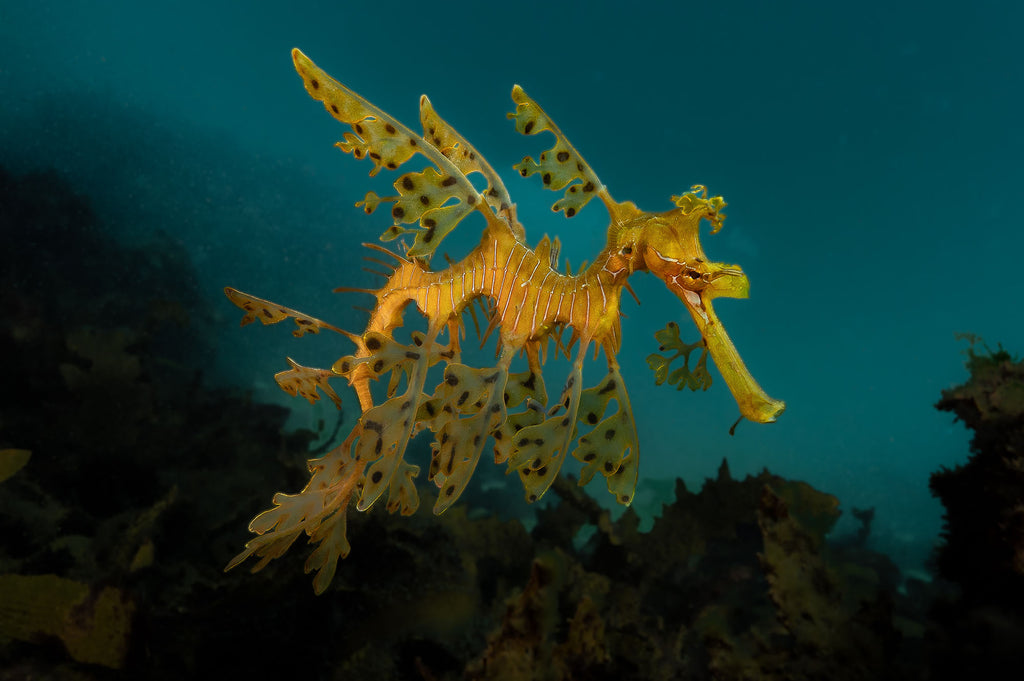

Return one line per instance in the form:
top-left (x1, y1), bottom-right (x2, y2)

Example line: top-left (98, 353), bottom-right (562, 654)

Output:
top-left (225, 49), bottom-right (785, 593)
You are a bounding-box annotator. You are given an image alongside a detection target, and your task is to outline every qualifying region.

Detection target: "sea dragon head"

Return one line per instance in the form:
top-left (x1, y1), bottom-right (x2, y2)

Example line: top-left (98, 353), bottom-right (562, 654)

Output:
top-left (608, 185), bottom-right (785, 425)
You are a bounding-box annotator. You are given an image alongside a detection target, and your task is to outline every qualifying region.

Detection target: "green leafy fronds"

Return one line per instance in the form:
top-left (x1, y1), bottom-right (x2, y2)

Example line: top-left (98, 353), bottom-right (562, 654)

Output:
top-left (292, 48), bottom-right (490, 261)
top-left (672, 185), bottom-right (728, 233)
top-left (508, 85), bottom-right (604, 218)
top-left (646, 321), bottom-right (712, 391)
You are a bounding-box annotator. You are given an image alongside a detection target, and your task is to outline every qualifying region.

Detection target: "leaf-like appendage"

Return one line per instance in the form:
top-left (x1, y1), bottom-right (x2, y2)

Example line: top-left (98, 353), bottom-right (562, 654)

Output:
top-left (224, 287), bottom-right (341, 337)
top-left (420, 95), bottom-right (514, 217)
top-left (570, 367), bottom-right (639, 505)
top-left (672, 185), bottom-right (728, 233)
top-left (646, 321), bottom-right (712, 392)
top-left (508, 85), bottom-right (604, 218)
top-left (225, 436), bottom-right (364, 594)
top-left (292, 49), bottom-right (495, 261)
top-left (274, 358), bottom-right (342, 408)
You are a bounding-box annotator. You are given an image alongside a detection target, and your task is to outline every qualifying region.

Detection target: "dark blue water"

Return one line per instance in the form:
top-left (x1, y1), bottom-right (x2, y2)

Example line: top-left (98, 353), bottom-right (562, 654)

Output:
top-left (2, 0), bottom-right (1021, 577)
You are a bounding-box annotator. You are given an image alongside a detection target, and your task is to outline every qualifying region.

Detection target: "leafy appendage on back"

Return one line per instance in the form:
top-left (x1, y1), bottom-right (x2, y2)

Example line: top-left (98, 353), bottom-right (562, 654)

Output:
top-left (292, 48), bottom-right (499, 260)
top-left (508, 86), bottom-right (606, 219)
top-left (419, 96), bottom-right (516, 226)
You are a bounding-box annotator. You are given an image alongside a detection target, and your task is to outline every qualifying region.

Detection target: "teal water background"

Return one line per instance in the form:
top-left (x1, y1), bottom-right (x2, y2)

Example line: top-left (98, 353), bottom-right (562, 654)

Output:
top-left (2, 0), bottom-right (1021, 575)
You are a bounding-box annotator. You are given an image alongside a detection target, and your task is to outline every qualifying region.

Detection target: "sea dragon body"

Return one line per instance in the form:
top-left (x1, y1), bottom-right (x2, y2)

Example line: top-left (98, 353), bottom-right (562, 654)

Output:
top-left (225, 49), bottom-right (784, 593)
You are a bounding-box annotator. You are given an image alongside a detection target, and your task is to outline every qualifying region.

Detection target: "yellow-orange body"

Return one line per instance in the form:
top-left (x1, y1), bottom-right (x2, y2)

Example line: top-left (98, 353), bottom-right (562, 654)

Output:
top-left (225, 49), bottom-right (784, 593)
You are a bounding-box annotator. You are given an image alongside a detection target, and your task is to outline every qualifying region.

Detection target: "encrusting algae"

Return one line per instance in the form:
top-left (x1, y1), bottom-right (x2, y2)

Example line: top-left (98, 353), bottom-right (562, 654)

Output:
top-left (225, 49), bottom-right (784, 593)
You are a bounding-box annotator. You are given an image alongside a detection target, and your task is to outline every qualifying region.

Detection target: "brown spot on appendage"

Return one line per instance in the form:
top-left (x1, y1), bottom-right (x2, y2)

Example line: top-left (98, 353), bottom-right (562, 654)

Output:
top-left (474, 434), bottom-right (481, 445)
top-left (374, 439), bottom-right (383, 455)
top-left (599, 379), bottom-right (616, 394)
top-left (409, 138), bottom-right (417, 146)
top-left (445, 485), bottom-right (455, 497)
top-left (604, 429), bottom-right (616, 440)
top-left (366, 336), bottom-right (382, 351)
top-left (533, 438), bottom-right (544, 446)
top-left (441, 432), bottom-right (449, 444)
top-left (364, 420), bottom-right (383, 433)
top-left (401, 400), bottom-right (411, 411)
top-left (467, 194), bottom-right (477, 205)
top-left (494, 431), bottom-right (503, 440)
top-left (457, 391), bottom-right (470, 406)
top-left (331, 104), bottom-right (339, 114)
top-left (372, 470), bottom-right (383, 483)
top-left (542, 173), bottom-right (551, 185)
top-left (441, 176), bottom-right (457, 187)
top-left (386, 162), bottom-right (397, 169)
top-left (517, 437), bottom-right (530, 447)
top-left (311, 79), bottom-right (319, 89)
top-left (424, 226), bottom-right (435, 243)
top-left (587, 412), bottom-right (598, 424)
top-left (373, 359), bottom-right (385, 373)
top-left (420, 195), bottom-right (430, 205)
top-left (443, 405), bottom-right (453, 413)
top-left (561, 417), bottom-right (570, 427)
top-left (525, 121), bottom-right (535, 134)
top-left (425, 402), bottom-right (436, 416)
top-left (405, 351), bottom-right (420, 360)
top-left (556, 151), bottom-right (570, 162)
top-left (604, 462), bottom-right (615, 472)
top-left (566, 207), bottom-right (576, 218)
top-left (385, 123), bottom-right (396, 134)
top-left (392, 205), bottom-right (404, 218)
top-left (583, 181), bottom-right (595, 192)
top-left (402, 176), bottom-right (414, 190)
top-left (446, 373), bottom-right (459, 386)
top-left (583, 452), bottom-right (596, 462)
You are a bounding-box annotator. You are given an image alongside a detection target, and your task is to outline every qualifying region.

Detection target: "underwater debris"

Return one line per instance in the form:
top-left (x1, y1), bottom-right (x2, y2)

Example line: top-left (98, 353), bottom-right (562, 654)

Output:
top-left (226, 49), bottom-right (784, 593)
